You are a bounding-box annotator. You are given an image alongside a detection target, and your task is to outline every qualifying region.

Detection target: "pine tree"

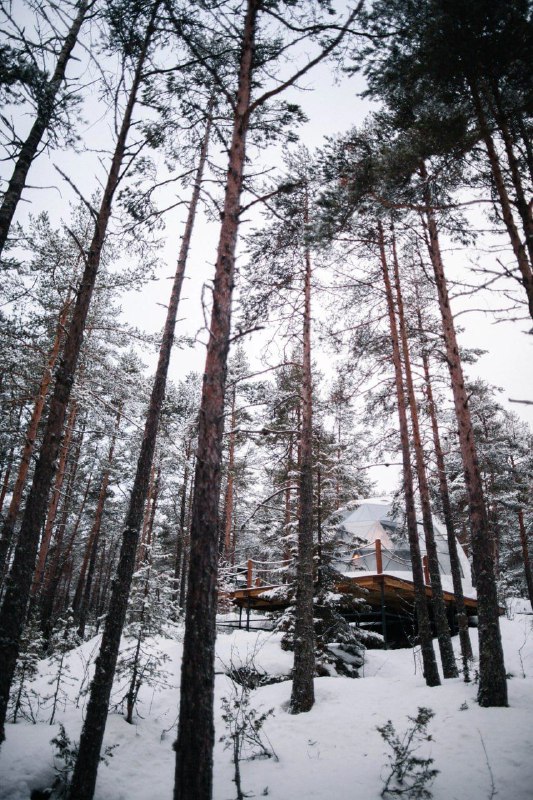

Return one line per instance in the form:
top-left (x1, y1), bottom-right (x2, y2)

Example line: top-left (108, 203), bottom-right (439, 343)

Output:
top-left (172, 3), bottom-right (361, 795)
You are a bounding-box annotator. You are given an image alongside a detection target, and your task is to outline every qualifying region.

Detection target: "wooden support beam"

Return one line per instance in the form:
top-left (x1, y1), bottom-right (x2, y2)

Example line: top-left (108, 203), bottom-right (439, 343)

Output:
top-left (422, 555), bottom-right (430, 585)
top-left (380, 576), bottom-right (388, 649)
top-left (375, 538), bottom-right (383, 574)
top-left (247, 558), bottom-right (253, 588)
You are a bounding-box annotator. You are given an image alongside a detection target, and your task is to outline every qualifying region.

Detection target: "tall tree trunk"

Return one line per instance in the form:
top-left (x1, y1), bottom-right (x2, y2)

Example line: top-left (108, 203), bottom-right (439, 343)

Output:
top-left (510, 455), bottom-right (533, 608)
top-left (146, 468), bottom-right (160, 552)
top-left (75, 406), bottom-right (122, 638)
top-left (173, 5), bottom-right (258, 798)
top-left (518, 510), bottom-right (533, 608)
top-left (290, 187), bottom-right (315, 713)
top-left (223, 387), bottom-right (237, 560)
top-left (178, 469), bottom-right (195, 611)
top-left (137, 461), bottom-right (157, 568)
top-left (391, 236), bottom-right (457, 679)
top-left (69, 79), bottom-right (211, 800)
top-left (40, 472), bottom-right (93, 637)
top-left (283, 435), bottom-right (294, 561)
top-left (420, 164), bottom-right (507, 707)
top-left (0, 19), bottom-right (154, 746)
top-left (174, 442), bottom-right (191, 604)
top-left (316, 465), bottom-right (323, 579)
top-left (35, 412), bottom-right (85, 612)
top-left (96, 533), bottom-right (121, 623)
top-left (468, 78), bottom-right (533, 319)
top-left (31, 402), bottom-right (78, 598)
top-left (178, 460), bottom-right (196, 608)
top-left (0, 1), bottom-right (90, 259)
top-left (378, 221), bottom-right (440, 687)
top-left (0, 442), bottom-right (17, 515)
top-left (0, 298), bottom-right (71, 580)
top-left (416, 303), bottom-right (473, 670)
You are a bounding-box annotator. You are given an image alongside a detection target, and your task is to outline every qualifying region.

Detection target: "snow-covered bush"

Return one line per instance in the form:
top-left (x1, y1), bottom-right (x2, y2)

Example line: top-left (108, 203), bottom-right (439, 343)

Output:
top-left (378, 707), bottom-right (439, 799)
top-left (220, 648), bottom-right (277, 800)
top-left (9, 610), bottom-right (44, 724)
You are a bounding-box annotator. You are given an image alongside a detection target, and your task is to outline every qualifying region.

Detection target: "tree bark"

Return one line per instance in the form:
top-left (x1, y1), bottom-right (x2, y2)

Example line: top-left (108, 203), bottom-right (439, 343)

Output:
top-left (378, 221), bottom-right (440, 687)
top-left (416, 304), bottom-right (473, 670)
top-left (0, 1), bottom-right (91, 259)
top-left (69, 64), bottom-right (211, 800)
top-left (95, 533), bottom-right (121, 623)
top-left (35, 412), bottom-right (85, 618)
top-left (40, 471), bottom-right (93, 637)
top-left (0, 448), bottom-right (14, 516)
top-left (290, 185), bottom-right (315, 713)
top-left (518, 510), bottom-right (533, 608)
top-left (284, 434), bottom-right (294, 561)
top-left (391, 235), bottom-right (457, 679)
top-left (510, 455), bottom-right (533, 608)
top-left (0, 298), bottom-right (71, 581)
top-left (223, 387), bottom-right (236, 560)
top-left (0, 16), bottom-right (153, 746)
top-left (420, 164), bottom-right (507, 706)
top-left (75, 405), bottom-right (122, 638)
top-left (137, 461), bottom-right (157, 569)
top-left (31, 402), bottom-right (78, 598)
top-left (173, 4), bottom-right (258, 798)
top-left (178, 468), bottom-right (195, 611)
top-left (145, 467), bottom-right (160, 555)
top-left (174, 441), bottom-right (192, 604)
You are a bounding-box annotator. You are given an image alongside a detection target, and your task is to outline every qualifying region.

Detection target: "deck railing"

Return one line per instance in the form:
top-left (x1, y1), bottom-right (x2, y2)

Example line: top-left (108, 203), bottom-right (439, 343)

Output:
top-left (219, 557), bottom-right (293, 590)
top-left (221, 539), bottom-right (433, 593)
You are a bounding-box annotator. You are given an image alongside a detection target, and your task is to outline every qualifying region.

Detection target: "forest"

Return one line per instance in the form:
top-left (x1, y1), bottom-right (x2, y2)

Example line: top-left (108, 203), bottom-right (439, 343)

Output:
top-left (0, 1), bottom-right (532, 799)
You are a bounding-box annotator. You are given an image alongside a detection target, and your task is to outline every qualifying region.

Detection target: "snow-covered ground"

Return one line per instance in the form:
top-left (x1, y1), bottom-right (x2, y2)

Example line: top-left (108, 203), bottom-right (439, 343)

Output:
top-left (1, 608), bottom-right (532, 800)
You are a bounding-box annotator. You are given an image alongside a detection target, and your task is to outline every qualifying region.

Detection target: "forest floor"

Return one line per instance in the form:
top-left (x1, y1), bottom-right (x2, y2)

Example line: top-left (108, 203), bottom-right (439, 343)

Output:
top-left (1, 602), bottom-right (532, 800)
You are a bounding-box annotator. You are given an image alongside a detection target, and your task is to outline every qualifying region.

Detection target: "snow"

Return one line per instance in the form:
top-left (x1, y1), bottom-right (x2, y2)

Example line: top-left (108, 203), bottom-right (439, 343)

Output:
top-left (1, 611), bottom-right (533, 800)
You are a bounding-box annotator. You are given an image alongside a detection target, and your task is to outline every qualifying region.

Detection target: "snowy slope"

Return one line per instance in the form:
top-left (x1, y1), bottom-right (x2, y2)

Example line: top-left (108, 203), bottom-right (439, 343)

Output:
top-left (1, 611), bottom-right (532, 800)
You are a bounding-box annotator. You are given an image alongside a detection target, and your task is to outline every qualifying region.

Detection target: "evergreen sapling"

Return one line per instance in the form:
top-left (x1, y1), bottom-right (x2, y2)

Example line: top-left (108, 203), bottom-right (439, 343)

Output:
top-left (378, 707), bottom-right (439, 799)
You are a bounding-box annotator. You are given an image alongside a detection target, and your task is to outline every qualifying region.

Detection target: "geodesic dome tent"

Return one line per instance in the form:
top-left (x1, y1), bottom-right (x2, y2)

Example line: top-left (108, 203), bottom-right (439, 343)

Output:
top-left (331, 497), bottom-right (476, 599)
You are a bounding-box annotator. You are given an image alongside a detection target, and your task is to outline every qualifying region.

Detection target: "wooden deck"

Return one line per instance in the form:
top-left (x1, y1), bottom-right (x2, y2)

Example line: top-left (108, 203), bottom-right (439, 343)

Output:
top-left (337, 573), bottom-right (479, 613)
top-left (225, 571), bottom-right (480, 646)
top-left (226, 584), bottom-right (290, 610)
top-left (224, 538), bottom-right (479, 617)
top-left (227, 572), bottom-right (478, 614)
top-left (222, 540), bottom-right (483, 644)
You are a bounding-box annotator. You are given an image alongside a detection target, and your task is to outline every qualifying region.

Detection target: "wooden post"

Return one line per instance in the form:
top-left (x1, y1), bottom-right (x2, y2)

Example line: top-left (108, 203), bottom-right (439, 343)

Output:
top-left (380, 578), bottom-right (388, 649)
top-left (423, 555), bottom-right (430, 585)
top-left (375, 538), bottom-right (383, 574)
top-left (247, 559), bottom-right (253, 589)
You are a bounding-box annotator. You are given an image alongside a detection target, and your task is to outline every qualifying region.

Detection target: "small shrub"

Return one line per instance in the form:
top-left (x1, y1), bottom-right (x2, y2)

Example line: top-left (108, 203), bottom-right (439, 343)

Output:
top-left (9, 610), bottom-right (44, 724)
top-left (220, 648), bottom-right (278, 800)
top-left (378, 707), bottom-right (439, 799)
top-left (31, 723), bottom-right (117, 799)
